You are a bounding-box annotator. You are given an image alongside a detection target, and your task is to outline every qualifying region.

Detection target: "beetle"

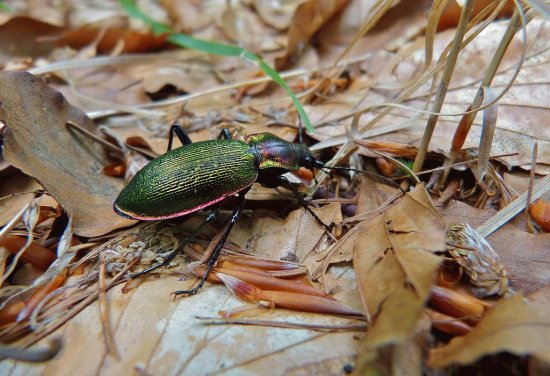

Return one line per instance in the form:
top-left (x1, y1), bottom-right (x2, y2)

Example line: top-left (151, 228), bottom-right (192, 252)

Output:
top-left (114, 124), bottom-right (397, 296)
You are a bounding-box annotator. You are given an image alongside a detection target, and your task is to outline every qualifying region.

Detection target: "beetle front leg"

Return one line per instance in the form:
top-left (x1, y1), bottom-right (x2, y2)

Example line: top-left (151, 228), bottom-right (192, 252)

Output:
top-left (130, 211), bottom-right (218, 278)
top-left (167, 123), bottom-right (193, 152)
top-left (276, 176), bottom-right (331, 231)
top-left (172, 188), bottom-right (249, 296)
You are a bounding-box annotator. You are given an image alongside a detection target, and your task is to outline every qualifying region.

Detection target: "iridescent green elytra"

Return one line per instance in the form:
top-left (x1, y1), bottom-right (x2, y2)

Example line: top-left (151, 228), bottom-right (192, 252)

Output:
top-left (114, 133), bottom-right (320, 220)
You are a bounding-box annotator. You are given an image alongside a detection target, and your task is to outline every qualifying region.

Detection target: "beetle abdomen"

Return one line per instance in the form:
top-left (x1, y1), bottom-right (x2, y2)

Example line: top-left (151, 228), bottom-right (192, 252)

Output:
top-left (114, 140), bottom-right (258, 220)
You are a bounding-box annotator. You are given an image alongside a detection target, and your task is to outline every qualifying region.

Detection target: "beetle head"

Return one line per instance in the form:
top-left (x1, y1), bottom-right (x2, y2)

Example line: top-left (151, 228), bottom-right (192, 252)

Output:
top-left (296, 145), bottom-right (324, 170)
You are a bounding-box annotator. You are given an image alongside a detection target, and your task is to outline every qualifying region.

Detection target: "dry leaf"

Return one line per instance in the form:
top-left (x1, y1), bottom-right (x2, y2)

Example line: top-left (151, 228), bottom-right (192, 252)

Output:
top-left (0, 71), bottom-right (134, 236)
top-left (253, 0), bottom-right (305, 30)
top-left (354, 185), bottom-right (445, 334)
top-left (231, 202), bottom-right (342, 263)
top-left (0, 172), bottom-right (42, 226)
top-left (353, 185), bottom-right (444, 373)
top-left (429, 294), bottom-right (550, 367)
top-left (58, 22), bottom-right (168, 54)
top-left (276, 0), bottom-right (349, 69)
top-left (0, 17), bottom-right (62, 65)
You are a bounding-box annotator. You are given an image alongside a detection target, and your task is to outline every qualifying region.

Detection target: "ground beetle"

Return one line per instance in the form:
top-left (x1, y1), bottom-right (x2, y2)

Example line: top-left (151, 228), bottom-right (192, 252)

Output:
top-left (114, 124), bottom-right (395, 296)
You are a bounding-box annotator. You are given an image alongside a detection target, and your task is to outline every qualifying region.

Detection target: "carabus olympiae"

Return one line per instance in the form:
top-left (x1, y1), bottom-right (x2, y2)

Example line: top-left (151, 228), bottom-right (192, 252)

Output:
top-left (114, 124), bottom-right (397, 295)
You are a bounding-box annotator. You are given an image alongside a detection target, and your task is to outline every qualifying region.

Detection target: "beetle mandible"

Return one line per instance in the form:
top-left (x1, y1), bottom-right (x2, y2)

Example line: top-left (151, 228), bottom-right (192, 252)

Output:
top-left (114, 124), bottom-right (393, 296)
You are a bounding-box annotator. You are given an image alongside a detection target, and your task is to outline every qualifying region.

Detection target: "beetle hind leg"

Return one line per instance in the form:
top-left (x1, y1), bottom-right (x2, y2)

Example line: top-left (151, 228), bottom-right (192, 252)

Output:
top-left (130, 211), bottom-right (218, 278)
top-left (172, 188), bottom-right (248, 296)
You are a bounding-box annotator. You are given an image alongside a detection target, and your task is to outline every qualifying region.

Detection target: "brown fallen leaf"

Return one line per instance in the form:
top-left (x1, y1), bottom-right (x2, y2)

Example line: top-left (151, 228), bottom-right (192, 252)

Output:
top-left (355, 184), bottom-right (445, 331)
top-left (253, 0), bottom-right (304, 30)
top-left (428, 294), bottom-right (550, 367)
top-left (275, 0), bottom-right (349, 70)
top-left (57, 22), bottom-right (168, 54)
top-left (353, 185), bottom-right (445, 371)
top-left (0, 172), bottom-right (42, 226)
top-left (0, 17), bottom-right (62, 65)
top-left (0, 71), bottom-right (135, 236)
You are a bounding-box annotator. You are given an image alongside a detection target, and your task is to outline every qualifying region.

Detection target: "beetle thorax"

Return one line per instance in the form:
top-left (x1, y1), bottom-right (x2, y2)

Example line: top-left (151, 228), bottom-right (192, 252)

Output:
top-left (247, 133), bottom-right (302, 171)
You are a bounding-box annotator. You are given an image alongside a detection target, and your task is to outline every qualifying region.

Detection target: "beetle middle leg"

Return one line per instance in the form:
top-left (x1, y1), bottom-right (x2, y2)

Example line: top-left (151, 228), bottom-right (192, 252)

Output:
top-left (130, 211), bottom-right (218, 278)
top-left (172, 188), bottom-right (249, 296)
top-left (167, 123), bottom-right (193, 151)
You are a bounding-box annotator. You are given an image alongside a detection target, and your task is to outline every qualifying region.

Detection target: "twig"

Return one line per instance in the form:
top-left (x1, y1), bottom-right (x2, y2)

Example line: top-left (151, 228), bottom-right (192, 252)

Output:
top-left (195, 316), bottom-right (366, 332)
top-left (99, 256), bottom-right (119, 358)
top-left (66, 121), bottom-right (123, 153)
top-left (525, 143), bottom-right (538, 233)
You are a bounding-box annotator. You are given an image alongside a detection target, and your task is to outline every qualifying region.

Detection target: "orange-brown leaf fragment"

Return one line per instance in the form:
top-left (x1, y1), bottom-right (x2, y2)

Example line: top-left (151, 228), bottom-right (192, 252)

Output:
top-left (218, 273), bottom-right (363, 317)
top-left (428, 294), bottom-right (550, 367)
top-left (530, 199), bottom-right (550, 232)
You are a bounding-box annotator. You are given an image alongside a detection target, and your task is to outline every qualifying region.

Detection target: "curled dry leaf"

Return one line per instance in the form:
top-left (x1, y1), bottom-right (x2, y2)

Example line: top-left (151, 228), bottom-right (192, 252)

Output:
top-left (275, 0), bottom-right (349, 69)
top-left (425, 308), bottom-right (472, 337)
top-left (429, 285), bottom-right (489, 324)
top-left (57, 22), bottom-right (168, 54)
top-left (354, 185), bottom-right (445, 344)
top-left (0, 72), bottom-right (135, 236)
top-left (217, 273), bottom-right (363, 317)
top-left (428, 294), bottom-right (550, 367)
top-left (0, 172), bottom-right (42, 226)
top-left (0, 235), bottom-right (56, 270)
top-left (253, 0), bottom-right (304, 30)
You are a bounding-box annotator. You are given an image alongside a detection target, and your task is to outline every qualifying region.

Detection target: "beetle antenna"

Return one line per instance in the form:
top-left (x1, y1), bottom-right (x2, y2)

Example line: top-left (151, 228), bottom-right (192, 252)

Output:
top-left (323, 166), bottom-right (405, 193)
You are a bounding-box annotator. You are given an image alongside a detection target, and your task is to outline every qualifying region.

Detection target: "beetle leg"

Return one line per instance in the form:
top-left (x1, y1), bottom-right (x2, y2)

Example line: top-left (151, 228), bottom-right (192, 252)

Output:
top-left (276, 176), bottom-right (331, 231)
top-left (167, 123), bottom-right (193, 152)
top-left (217, 128), bottom-right (232, 140)
top-left (130, 211), bottom-right (218, 278)
top-left (173, 188), bottom-right (249, 296)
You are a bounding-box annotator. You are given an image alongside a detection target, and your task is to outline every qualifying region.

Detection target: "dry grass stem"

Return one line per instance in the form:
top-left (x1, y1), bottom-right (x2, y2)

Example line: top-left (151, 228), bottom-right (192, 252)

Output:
top-left (413, 0), bottom-right (475, 173)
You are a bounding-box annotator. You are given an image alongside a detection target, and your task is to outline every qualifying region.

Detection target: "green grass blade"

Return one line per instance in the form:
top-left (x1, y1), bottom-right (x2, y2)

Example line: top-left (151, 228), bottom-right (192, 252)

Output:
top-left (119, 0), bottom-right (314, 134)
top-left (0, 2), bottom-right (13, 12)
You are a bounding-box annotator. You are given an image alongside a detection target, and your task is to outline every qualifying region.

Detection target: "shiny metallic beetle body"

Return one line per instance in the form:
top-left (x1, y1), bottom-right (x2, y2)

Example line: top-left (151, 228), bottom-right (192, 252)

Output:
top-left (114, 132), bottom-right (321, 220)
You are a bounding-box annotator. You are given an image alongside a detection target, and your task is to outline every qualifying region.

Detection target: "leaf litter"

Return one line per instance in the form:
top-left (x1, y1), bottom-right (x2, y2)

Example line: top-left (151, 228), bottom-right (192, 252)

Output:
top-left (0, 1), bottom-right (549, 375)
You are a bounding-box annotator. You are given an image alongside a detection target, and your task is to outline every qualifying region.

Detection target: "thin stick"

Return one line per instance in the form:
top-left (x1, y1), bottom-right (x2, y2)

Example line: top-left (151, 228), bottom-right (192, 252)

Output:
top-left (66, 121), bottom-right (123, 153)
top-left (195, 316), bottom-right (366, 332)
top-left (525, 143), bottom-right (538, 233)
top-left (99, 256), bottom-right (119, 358)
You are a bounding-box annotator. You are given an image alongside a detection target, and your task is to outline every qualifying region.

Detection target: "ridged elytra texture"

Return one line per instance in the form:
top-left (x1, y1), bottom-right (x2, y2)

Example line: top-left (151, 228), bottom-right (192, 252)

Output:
top-left (114, 140), bottom-right (257, 219)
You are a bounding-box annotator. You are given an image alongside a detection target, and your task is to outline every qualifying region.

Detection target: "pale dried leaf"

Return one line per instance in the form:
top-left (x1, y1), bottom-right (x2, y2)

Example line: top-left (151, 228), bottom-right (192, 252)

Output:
top-left (354, 185), bottom-right (444, 349)
top-left (0, 71), bottom-right (134, 236)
